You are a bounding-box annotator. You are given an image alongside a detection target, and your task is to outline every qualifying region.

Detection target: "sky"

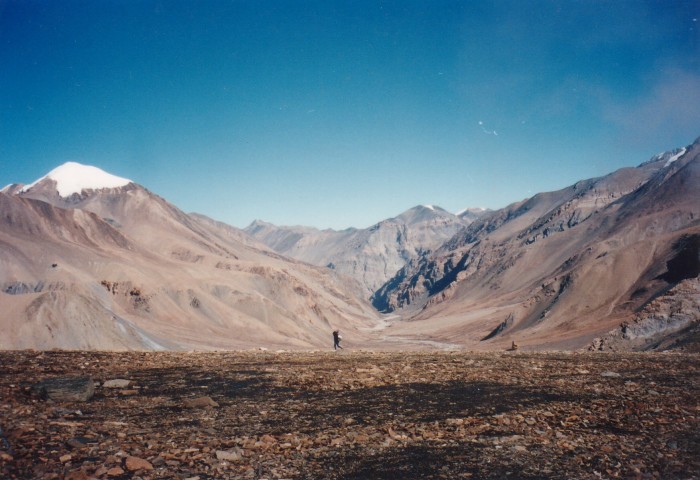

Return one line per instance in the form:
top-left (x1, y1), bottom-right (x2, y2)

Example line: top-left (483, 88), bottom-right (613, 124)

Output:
top-left (1, 1), bottom-right (699, 230)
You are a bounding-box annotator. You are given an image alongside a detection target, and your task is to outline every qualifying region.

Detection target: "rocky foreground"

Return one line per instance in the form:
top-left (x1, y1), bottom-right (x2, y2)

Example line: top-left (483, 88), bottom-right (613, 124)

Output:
top-left (1, 351), bottom-right (698, 479)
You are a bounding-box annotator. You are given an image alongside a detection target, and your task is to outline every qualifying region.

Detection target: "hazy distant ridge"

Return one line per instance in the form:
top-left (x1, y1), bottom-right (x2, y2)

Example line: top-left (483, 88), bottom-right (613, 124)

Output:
top-left (244, 205), bottom-right (488, 296)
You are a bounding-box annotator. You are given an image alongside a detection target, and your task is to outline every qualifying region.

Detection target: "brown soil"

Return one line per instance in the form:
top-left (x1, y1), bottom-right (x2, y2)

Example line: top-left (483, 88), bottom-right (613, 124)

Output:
top-left (1, 351), bottom-right (698, 479)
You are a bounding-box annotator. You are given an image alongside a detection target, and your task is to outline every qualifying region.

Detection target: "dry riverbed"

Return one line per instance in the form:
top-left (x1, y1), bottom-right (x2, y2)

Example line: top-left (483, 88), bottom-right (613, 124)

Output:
top-left (1, 350), bottom-right (698, 479)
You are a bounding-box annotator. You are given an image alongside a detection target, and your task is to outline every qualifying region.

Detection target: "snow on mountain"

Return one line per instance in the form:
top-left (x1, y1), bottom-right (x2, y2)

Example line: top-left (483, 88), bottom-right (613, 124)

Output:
top-left (373, 136), bottom-right (700, 351)
top-left (456, 207), bottom-right (492, 224)
top-left (1, 184), bottom-right (25, 196)
top-left (665, 147), bottom-right (687, 167)
top-left (641, 146), bottom-right (691, 169)
top-left (1, 165), bottom-right (380, 351)
top-left (456, 207), bottom-right (488, 216)
top-left (21, 162), bottom-right (132, 197)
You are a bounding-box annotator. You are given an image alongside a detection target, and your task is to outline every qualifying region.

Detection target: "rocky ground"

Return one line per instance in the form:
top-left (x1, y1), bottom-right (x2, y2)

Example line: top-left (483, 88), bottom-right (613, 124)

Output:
top-left (1, 350), bottom-right (698, 480)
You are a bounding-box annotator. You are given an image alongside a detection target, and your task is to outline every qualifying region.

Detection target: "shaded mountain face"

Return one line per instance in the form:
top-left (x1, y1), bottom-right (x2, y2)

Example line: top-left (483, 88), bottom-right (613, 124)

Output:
top-left (372, 139), bottom-right (700, 351)
top-left (1, 163), bottom-right (379, 351)
top-left (244, 205), bottom-right (485, 296)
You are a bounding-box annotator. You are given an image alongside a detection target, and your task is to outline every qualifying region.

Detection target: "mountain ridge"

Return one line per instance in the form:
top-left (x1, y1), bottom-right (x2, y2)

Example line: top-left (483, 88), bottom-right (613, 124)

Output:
top-left (244, 204), bottom-right (487, 296)
top-left (370, 137), bottom-right (700, 351)
top-left (1, 171), bottom-right (380, 351)
top-left (1, 137), bottom-right (698, 351)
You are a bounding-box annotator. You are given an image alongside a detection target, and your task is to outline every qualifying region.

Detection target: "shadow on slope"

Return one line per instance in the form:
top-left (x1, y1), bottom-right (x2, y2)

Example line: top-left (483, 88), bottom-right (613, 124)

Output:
top-left (658, 234), bottom-right (700, 283)
top-left (102, 363), bottom-right (600, 439)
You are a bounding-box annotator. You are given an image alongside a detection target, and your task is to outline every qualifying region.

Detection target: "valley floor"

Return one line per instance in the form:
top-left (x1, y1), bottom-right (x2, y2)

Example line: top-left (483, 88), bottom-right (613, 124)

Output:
top-left (1, 350), bottom-right (698, 479)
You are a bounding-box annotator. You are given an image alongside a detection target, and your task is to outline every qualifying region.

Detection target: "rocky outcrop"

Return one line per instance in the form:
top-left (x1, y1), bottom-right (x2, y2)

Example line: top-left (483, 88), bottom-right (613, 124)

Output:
top-left (481, 313), bottom-right (515, 341)
top-left (31, 376), bottom-right (95, 402)
top-left (590, 277), bottom-right (700, 352)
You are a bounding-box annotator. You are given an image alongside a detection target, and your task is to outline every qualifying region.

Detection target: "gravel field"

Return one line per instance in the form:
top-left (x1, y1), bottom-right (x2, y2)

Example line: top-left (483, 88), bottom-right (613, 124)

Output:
top-left (1, 350), bottom-right (698, 479)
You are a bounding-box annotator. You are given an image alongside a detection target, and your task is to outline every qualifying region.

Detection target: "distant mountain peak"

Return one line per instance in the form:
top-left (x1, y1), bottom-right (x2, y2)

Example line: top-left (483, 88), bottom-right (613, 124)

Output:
top-left (21, 161), bottom-right (132, 197)
top-left (640, 145), bottom-right (690, 168)
top-left (663, 147), bottom-right (687, 167)
top-left (456, 207), bottom-right (489, 216)
top-left (391, 205), bottom-right (454, 225)
top-left (456, 207), bottom-right (492, 224)
top-left (416, 204), bottom-right (450, 213)
top-left (246, 219), bottom-right (272, 228)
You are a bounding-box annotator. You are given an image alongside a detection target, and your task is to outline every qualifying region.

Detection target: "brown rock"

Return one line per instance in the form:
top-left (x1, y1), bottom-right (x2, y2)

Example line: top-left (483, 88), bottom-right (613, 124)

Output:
top-left (125, 455), bottom-right (154, 471)
top-left (183, 396), bottom-right (219, 408)
top-left (65, 470), bottom-right (90, 480)
top-left (66, 438), bottom-right (86, 449)
top-left (66, 437), bottom-right (97, 449)
top-left (106, 466), bottom-right (124, 476)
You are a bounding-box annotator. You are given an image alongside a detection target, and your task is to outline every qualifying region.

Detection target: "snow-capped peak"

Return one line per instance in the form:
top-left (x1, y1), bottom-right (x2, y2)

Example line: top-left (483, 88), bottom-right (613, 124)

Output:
top-left (643, 146), bottom-right (688, 168)
top-left (664, 147), bottom-right (686, 167)
top-left (456, 207), bottom-right (487, 216)
top-left (21, 162), bottom-right (132, 197)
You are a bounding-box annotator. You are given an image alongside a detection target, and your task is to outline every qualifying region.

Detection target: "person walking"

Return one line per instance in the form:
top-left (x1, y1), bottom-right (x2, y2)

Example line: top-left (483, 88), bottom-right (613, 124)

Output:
top-left (333, 330), bottom-right (343, 350)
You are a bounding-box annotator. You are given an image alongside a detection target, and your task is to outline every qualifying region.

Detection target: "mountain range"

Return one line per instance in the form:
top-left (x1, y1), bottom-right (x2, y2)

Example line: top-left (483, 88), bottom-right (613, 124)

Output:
top-left (0, 164), bottom-right (378, 350)
top-left (1, 137), bottom-right (698, 351)
top-left (372, 140), bottom-right (700, 351)
top-left (244, 205), bottom-right (489, 295)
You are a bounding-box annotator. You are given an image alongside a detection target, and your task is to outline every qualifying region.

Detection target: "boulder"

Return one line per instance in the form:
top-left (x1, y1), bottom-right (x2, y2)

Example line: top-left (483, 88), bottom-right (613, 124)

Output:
top-left (31, 376), bottom-right (95, 402)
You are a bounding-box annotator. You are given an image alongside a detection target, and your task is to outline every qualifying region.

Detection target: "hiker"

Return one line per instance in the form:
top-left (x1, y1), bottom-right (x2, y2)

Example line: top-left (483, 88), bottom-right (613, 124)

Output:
top-left (333, 330), bottom-right (343, 350)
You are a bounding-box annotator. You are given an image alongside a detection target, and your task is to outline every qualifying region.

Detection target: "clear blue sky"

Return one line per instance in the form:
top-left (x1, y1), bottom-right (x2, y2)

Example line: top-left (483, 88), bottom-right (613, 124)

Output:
top-left (1, 1), bottom-right (698, 229)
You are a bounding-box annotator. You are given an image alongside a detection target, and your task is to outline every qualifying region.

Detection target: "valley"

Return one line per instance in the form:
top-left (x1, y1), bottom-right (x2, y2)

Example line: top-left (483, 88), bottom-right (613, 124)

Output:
top-left (0, 138), bottom-right (698, 352)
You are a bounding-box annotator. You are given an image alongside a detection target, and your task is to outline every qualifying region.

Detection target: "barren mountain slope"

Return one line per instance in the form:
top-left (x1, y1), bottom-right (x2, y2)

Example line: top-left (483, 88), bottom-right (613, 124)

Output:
top-left (1, 166), bottom-right (379, 351)
top-left (373, 140), bottom-right (700, 351)
top-left (245, 205), bottom-right (480, 296)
